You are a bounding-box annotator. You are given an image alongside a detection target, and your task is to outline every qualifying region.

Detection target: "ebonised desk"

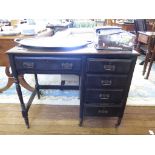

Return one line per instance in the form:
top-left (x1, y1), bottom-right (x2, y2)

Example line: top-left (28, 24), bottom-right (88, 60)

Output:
top-left (7, 46), bottom-right (138, 128)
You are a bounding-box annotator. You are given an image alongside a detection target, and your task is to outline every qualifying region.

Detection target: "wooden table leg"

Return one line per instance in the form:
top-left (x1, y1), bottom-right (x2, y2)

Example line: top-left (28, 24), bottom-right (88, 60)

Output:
top-left (0, 67), bottom-right (34, 93)
top-left (0, 67), bottom-right (14, 93)
top-left (0, 76), bottom-right (14, 93)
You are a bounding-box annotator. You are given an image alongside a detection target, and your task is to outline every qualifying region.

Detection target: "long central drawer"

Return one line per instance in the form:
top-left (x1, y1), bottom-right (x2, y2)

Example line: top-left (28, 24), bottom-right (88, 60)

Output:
top-left (14, 56), bottom-right (81, 74)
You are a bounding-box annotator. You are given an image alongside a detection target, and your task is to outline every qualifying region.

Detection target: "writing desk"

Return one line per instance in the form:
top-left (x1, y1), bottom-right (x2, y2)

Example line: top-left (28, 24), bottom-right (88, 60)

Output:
top-left (7, 46), bottom-right (138, 128)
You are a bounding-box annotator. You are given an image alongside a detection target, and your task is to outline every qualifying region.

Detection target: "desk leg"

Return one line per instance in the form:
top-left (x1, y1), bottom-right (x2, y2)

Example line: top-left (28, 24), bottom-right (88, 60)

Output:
top-left (34, 74), bottom-right (40, 99)
top-left (79, 76), bottom-right (84, 127)
top-left (115, 117), bottom-right (122, 128)
top-left (79, 57), bottom-right (86, 127)
top-left (15, 77), bottom-right (30, 128)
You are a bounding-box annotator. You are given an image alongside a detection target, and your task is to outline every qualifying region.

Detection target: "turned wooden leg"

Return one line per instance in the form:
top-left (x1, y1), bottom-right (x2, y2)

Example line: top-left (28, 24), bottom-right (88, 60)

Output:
top-left (0, 67), bottom-right (14, 93)
top-left (136, 41), bottom-right (141, 53)
top-left (15, 77), bottom-right (30, 128)
top-left (0, 77), bottom-right (14, 93)
top-left (143, 52), bottom-right (151, 75)
top-left (145, 52), bottom-right (155, 79)
top-left (22, 110), bottom-right (30, 128)
top-left (79, 118), bottom-right (83, 127)
top-left (34, 74), bottom-right (40, 99)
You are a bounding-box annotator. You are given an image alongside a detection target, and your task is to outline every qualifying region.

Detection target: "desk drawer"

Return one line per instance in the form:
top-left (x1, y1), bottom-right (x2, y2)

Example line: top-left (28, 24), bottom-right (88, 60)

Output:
top-left (14, 56), bottom-right (81, 73)
top-left (87, 58), bottom-right (132, 73)
top-left (85, 89), bottom-right (123, 104)
top-left (86, 74), bottom-right (128, 88)
top-left (84, 107), bottom-right (122, 116)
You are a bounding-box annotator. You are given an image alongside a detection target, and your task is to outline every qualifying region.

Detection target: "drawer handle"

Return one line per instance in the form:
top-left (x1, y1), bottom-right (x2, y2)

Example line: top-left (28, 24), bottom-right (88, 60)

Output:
top-left (23, 62), bottom-right (34, 69)
top-left (101, 80), bottom-right (112, 86)
top-left (61, 63), bottom-right (73, 70)
top-left (99, 94), bottom-right (110, 100)
top-left (98, 109), bottom-right (108, 114)
top-left (104, 65), bottom-right (115, 71)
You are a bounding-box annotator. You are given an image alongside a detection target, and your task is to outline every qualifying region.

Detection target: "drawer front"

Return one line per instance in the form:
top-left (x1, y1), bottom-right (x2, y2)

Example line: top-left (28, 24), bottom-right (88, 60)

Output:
top-left (85, 89), bottom-right (123, 105)
top-left (87, 58), bottom-right (132, 73)
top-left (86, 74), bottom-right (128, 88)
top-left (14, 56), bottom-right (81, 73)
top-left (85, 107), bottom-right (122, 117)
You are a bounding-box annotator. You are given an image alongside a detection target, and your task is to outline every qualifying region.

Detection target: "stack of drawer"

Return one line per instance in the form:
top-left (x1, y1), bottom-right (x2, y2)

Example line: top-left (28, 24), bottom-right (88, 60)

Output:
top-left (84, 57), bottom-right (133, 117)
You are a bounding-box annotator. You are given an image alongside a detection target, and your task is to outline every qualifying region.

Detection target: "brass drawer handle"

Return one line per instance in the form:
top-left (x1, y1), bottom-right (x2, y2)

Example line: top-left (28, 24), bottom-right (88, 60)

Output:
top-left (104, 65), bottom-right (115, 71)
top-left (98, 109), bottom-right (108, 114)
top-left (61, 63), bottom-right (73, 70)
top-left (99, 94), bottom-right (110, 100)
top-left (101, 80), bottom-right (112, 86)
top-left (23, 62), bottom-right (34, 69)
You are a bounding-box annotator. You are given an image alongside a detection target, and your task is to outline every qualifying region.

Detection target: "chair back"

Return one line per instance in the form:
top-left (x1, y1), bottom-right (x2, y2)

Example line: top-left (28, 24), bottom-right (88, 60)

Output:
top-left (134, 19), bottom-right (147, 33)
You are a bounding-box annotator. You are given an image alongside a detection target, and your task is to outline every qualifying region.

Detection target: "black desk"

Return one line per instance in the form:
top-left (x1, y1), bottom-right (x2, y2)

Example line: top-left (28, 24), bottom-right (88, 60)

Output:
top-left (7, 46), bottom-right (138, 128)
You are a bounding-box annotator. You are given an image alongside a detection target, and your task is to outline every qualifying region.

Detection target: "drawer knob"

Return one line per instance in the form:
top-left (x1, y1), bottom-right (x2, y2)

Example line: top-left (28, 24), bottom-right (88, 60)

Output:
top-left (99, 94), bottom-right (110, 100)
top-left (101, 80), bottom-right (112, 86)
top-left (61, 63), bottom-right (73, 70)
top-left (104, 64), bottom-right (115, 71)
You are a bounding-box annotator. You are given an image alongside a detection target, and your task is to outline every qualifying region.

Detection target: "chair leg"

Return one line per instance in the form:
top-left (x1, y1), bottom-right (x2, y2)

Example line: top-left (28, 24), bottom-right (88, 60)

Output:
top-left (145, 52), bottom-right (155, 79)
top-left (143, 52), bottom-right (151, 75)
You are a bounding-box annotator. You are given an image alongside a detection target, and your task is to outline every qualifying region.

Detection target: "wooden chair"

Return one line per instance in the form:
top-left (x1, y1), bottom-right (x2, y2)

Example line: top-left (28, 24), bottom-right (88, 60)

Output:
top-left (134, 19), bottom-right (148, 65)
top-left (134, 19), bottom-right (147, 34)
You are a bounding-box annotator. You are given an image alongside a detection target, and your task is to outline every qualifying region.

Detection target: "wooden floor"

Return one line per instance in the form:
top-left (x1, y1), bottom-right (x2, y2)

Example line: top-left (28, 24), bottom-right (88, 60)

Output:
top-left (0, 103), bottom-right (155, 135)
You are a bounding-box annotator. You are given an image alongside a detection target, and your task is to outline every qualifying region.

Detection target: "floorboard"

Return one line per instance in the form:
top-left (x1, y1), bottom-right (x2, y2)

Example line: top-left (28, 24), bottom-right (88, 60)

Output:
top-left (0, 104), bottom-right (155, 135)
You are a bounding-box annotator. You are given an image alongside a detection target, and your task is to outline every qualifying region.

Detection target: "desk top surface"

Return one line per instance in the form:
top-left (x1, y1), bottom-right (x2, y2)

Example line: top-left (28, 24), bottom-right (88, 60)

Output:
top-left (7, 28), bottom-right (139, 56)
top-left (7, 45), bottom-right (139, 56)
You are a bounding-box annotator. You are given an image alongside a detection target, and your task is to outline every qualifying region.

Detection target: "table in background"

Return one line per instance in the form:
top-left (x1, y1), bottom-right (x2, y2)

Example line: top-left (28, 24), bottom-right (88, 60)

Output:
top-left (0, 28), bottom-right (53, 92)
top-left (115, 22), bottom-right (153, 32)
